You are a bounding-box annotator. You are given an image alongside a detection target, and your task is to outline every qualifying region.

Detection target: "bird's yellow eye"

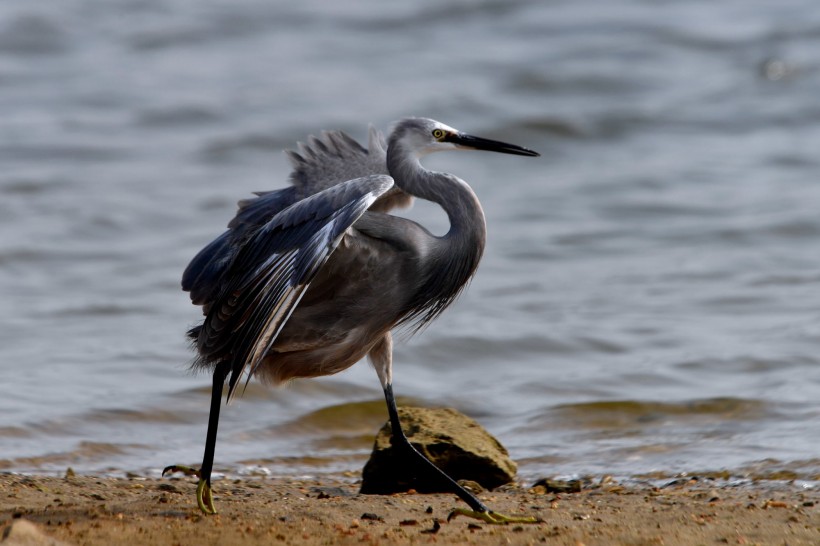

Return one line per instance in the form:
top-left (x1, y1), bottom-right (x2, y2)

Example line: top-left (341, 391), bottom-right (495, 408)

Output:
top-left (432, 129), bottom-right (445, 140)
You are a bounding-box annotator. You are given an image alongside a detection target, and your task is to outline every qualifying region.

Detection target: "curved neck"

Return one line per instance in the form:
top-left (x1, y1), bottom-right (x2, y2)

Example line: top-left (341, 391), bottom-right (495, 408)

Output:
top-left (386, 145), bottom-right (486, 247)
top-left (386, 144), bottom-right (487, 327)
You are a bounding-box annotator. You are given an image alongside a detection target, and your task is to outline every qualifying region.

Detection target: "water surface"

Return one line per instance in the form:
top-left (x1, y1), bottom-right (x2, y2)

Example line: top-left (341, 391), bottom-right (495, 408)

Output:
top-left (1, 0), bottom-right (819, 484)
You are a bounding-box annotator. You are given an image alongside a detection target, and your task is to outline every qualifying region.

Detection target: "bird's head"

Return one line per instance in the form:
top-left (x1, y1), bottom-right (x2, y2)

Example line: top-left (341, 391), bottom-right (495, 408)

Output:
top-left (389, 117), bottom-right (539, 158)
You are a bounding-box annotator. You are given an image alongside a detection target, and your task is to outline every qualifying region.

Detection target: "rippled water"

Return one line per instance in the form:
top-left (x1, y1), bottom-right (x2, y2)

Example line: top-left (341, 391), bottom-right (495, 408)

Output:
top-left (1, 0), bottom-right (819, 483)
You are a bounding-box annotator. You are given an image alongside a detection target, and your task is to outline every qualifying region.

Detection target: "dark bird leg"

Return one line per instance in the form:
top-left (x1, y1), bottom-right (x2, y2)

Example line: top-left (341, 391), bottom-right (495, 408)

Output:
top-left (370, 334), bottom-right (539, 524)
top-left (163, 360), bottom-right (230, 514)
top-left (382, 384), bottom-right (484, 510)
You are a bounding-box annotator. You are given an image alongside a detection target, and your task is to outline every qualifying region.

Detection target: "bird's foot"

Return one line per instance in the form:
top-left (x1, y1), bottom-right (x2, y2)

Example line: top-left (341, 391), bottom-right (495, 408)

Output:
top-left (162, 465), bottom-right (217, 514)
top-left (447, 508), bottom-right (541, 525)
top-left (195, 478), bottom-right (217, 514)
top-left (162, 465), bottom-right (201, 478)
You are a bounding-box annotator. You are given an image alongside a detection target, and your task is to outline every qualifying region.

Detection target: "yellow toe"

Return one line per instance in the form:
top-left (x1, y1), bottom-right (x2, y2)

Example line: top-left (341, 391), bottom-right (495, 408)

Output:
top-left (448, 508), bottom-right (541, 525)
top-left (162, 465), bottom-right (201, 478)
top-left (196, 479), bottom-right (217, 514)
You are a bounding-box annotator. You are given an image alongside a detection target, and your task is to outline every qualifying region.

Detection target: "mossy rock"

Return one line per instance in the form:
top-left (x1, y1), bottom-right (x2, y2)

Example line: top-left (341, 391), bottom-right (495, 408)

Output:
top-left (360, 407), bottom-right (517, 494)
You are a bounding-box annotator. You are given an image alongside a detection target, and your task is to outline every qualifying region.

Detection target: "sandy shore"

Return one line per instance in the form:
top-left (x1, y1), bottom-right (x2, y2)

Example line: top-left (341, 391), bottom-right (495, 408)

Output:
top-left (1, 473), bottom-right (817, 545)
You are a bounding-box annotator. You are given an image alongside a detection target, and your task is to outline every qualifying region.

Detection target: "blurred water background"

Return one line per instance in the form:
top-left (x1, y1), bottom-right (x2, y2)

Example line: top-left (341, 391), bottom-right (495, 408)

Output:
top-left (1, 0), bottom-right (819, 485)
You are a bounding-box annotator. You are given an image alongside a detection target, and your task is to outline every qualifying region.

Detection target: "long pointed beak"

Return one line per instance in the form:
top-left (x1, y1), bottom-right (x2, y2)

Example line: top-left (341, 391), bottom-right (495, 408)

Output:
top-left (448, 132), bottom-right (540, 157)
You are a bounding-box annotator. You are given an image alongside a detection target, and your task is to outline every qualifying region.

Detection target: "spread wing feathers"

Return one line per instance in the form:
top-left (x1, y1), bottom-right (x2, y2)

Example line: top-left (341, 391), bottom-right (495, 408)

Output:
top-left (184, 127), bottom-right (408, 309)
top-left (192, 174), bottom-right (394, 402)
top-left (183, 186), bottom-right (300, 309)
top-left (182, 231), bottom-right (233, 308)
top-left (286, 126), bottom-right (413, 212)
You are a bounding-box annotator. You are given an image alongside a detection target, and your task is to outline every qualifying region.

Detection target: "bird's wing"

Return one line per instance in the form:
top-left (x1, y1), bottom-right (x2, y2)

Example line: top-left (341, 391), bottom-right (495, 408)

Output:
top-left (183, 127), bottom-right (407, 308)
top-left (182, 186), bottom-right (299, 310)
top-left (193, 174), bottom-right (394, 402)
top-left (286, 126), bottom-right (412, 211)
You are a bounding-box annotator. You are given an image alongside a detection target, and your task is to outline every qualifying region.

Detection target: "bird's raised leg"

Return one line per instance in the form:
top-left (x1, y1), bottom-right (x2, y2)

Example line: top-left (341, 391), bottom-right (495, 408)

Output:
top-left (163, 360), bottom-right (230, 514)
top-left (369, 334), bottom-right (539, 525)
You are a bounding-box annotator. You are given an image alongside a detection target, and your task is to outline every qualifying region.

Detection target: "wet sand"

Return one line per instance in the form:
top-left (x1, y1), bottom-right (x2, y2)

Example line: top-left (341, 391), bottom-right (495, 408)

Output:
top-left (1, 474), bottom-right (817, 545)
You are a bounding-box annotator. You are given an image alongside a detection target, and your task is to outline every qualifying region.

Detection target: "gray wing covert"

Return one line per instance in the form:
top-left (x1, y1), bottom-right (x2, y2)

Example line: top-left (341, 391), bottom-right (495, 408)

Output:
top-left (193, 175), bottom-right (394, 401)
top-left (183, 126), bottom-right (408, 310)
top-left (286, 126), bottom-right (412, 211)
top-left (183, 186), bottom-right (299, 309)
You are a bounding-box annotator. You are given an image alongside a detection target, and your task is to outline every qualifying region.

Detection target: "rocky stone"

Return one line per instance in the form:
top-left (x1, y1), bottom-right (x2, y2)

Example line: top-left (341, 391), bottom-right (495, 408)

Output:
top-left (1, 520), bottom-right (74, 546)
top-left (360, 407), bottom-right (517, 494)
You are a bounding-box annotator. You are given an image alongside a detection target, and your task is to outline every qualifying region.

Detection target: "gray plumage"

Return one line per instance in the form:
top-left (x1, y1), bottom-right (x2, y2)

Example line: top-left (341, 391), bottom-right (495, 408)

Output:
top-left (286, 126), bottom-right (413, 212)
top-left (166, 117), bottom-right (539, 518)
top-left (183, 118), bottom-right (538, 402)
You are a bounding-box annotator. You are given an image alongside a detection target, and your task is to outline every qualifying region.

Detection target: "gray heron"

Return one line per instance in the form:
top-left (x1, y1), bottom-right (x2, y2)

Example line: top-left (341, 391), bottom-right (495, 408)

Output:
top-left (163, 118), bottom-right (540, 524)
